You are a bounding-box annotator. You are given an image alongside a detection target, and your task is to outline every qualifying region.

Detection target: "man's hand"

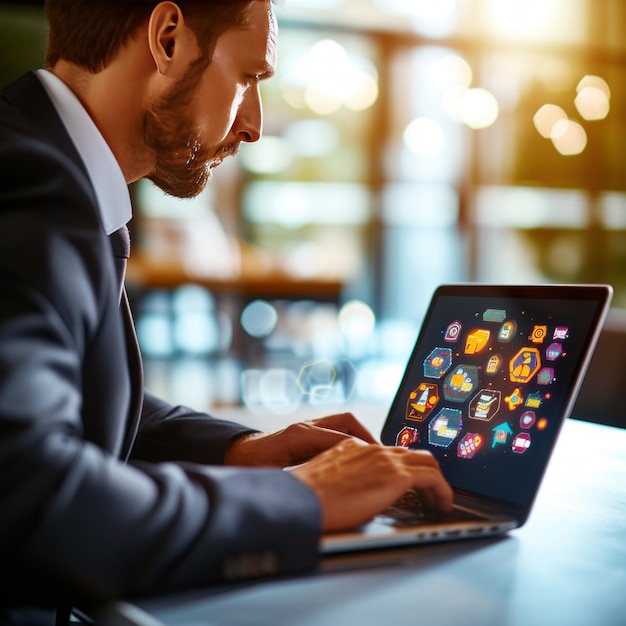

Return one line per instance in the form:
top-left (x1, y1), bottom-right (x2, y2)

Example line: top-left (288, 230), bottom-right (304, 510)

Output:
top-left (291, 438), bottom-right (454, 532)
top-left (224, 412), bottom-right (378, 468)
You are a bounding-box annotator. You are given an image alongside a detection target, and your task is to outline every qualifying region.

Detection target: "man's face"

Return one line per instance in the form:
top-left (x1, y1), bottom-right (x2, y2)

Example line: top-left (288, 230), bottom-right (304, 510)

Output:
top-left (144, 1), bottom-right (277, 198)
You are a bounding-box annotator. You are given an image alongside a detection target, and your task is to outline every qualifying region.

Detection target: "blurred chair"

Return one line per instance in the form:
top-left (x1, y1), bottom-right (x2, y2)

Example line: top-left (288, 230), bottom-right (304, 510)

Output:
top-left (570, 308), bottom-right (626, 429)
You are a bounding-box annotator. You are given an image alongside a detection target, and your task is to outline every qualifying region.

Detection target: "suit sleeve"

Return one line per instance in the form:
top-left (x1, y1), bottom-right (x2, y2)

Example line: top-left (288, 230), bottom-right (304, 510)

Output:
top-left (131, 390), bottom-right (260, 464)
top-left (0, 113), bottom-right (321, 607)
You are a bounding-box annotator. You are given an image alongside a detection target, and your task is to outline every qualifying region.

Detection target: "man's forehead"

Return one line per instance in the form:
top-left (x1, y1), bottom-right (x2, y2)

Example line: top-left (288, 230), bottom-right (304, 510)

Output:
top-left (203, 2), bottom-right (276, 78)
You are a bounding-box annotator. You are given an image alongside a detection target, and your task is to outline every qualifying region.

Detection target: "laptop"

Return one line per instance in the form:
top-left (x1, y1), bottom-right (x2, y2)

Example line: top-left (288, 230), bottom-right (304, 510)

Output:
top-left (322, 283), bottom-right (613, 554)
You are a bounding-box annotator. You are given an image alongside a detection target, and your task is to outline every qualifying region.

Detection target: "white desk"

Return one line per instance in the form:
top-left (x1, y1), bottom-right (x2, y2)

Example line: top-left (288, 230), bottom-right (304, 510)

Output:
top-left (97, 409), bottom-right (626, 626)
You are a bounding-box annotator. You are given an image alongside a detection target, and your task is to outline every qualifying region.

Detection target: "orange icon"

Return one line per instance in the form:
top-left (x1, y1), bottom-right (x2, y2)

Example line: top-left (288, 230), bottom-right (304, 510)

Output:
top-left (465, 329), bottom-right (490, 355)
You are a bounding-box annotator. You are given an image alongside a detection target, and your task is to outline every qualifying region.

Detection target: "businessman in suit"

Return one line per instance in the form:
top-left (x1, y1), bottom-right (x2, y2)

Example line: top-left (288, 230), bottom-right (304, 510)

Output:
top-left (0, 1), bottom-right (452, 623)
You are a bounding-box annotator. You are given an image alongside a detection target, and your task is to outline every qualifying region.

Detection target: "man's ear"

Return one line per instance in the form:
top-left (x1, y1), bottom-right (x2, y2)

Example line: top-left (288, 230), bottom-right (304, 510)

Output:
top-left (147, 1), bottom-right (188, 74)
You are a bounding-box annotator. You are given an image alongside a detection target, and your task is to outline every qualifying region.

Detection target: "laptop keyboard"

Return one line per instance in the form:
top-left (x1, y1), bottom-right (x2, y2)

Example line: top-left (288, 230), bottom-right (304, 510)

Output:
top-left (377, 490), bottom-right (486, 527)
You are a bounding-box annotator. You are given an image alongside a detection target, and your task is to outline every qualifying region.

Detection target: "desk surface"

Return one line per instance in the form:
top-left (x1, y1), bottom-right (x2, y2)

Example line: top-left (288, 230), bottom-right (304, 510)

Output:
top-left (100, 410), bottom-right (626, 626)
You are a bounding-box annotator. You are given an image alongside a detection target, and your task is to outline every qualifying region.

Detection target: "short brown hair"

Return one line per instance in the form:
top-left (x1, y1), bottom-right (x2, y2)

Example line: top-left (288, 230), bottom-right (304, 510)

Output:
top-left (44, 1), bottom-right (262, 72)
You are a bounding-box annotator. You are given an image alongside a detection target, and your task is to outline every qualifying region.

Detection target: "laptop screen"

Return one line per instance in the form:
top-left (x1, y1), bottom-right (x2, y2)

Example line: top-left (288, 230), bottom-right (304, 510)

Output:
top-left (380, 284), bottom-right (612, 516)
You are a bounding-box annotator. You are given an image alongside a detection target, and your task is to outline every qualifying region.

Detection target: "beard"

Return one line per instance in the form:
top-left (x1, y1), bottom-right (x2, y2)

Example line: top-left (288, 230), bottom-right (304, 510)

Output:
top-left (143, 57), bottom-right (240, 199)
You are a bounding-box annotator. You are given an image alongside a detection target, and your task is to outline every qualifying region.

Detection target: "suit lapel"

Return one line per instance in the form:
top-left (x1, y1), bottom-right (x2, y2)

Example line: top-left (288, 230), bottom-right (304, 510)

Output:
top-left (3, 72), bottom-right (144, 460)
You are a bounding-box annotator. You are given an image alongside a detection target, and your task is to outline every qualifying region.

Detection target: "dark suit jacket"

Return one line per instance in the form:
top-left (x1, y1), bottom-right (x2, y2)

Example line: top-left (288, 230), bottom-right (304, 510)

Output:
top-left (0, 73), bottom-right (320, 618)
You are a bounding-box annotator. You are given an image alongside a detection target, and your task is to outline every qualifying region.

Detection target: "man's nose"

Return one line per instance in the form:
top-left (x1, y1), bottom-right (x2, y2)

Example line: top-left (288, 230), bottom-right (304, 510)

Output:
top-left (235, 88), bottom-right (263, 143)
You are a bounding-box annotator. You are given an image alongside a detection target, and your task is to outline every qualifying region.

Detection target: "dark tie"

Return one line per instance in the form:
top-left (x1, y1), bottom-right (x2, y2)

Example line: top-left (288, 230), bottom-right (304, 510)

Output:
top-left (109, 224), bottom-right (144, 458)
top-left (109, 225), bottom-right (130, 302)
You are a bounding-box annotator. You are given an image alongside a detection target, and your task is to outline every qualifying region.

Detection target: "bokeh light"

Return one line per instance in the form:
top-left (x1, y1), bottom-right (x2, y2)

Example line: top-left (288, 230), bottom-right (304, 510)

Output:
top-left (442, 85), bottom-right (469, 123)
top-left (576, 74), bottom-right (611, 99)
top-left (240, 300), bottom-right (279, 338)
top-left (533, 104), bottom-right (568, 138)
top-left (574, 75), bottom-right (611, 121)
top-left (550, 119), bottom-right (587, 156)
top-left (430, 54), bottom-right (473, 91)
top-left (279, 39), bottom-right (379, 115)
top-left (338, 300), bottom-right (376, 342)
top-left (403, 117), bottom-right (445, 157)
top-left (457, 88), bottom-right (500, 129)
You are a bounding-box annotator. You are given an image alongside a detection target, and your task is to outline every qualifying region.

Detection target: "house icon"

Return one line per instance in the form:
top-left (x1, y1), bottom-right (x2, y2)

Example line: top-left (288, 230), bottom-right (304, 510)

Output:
top-left (491, 422), bottom-right (513, 448)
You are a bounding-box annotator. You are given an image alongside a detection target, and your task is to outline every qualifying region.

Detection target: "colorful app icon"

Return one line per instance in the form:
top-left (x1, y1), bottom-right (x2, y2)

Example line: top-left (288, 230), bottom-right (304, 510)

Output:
top-left (428, 408), bottom-right (463, 448)
top-left (397, 427), bottom-right (420, 448)
top-left (525, 391), bottom-right (543, 409)
top-left (443, 365), bottom-right (479, 402)
top-left (520, 411), bottom-right (536, 429)
top-left (553, 326), bottom-right (569, 340)
top-left (485, 354), bottom-right (503, 375)
top-left (537, 367), bottom-right (555, 385)
top-left (509, 347), bottom-right (541, 383)
top-left (546, 343), bottom-right (563, 361)
top-left (505, 387), bottom-right (524, 410)
top-left (491, 422), bottom-right (513, 448)
top-left (457, 433), bottom-right (484, 460)
top-left (530, 325), bottom-right (548, 344)
top-left (469, 389), bottom-right (501, 421)
top-left (444, 321), bottom-right (462, 343)
top-left (483, 309), bottom-right (506, 323)
top-left (465, 329), bottom-right (490, 354)
top-left (406, 383), bottom-right (439, 421)
top-left (512, 432), bottom-right (531, 454)
top-left (498, 320), bottom-right (517, 343)
top-left (423, 347), bottom-right (453, 379)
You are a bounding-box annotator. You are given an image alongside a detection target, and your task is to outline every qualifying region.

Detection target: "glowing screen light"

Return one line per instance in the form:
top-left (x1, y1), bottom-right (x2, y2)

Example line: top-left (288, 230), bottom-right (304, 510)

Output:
top-left (403, 117), bottom-right (445, 157)
top-left (457, 88), bottom-right (499, 129)
top-left (533, 104), bottom-right (568, 138)
top-left (550, 119), bottom-right (587, 156)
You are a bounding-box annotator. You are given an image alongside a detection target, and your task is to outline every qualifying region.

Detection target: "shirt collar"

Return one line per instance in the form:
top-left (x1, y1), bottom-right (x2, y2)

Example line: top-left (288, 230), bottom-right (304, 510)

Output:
top-left (36, 69), bottom-right (132, 235)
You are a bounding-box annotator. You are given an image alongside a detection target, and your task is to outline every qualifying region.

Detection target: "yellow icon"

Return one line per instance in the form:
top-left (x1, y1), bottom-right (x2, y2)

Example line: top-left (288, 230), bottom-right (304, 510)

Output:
top-left (465, 329), bottom-right (490, 354)
top-left (530, 325), bottom-right (548, 344)
top-left (486, 354), bottom-right (502, 374)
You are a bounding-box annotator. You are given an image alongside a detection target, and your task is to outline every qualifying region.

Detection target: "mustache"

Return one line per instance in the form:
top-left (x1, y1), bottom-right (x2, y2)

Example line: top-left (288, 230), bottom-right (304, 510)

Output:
top-left (209, 142), bottom-right (240, 167)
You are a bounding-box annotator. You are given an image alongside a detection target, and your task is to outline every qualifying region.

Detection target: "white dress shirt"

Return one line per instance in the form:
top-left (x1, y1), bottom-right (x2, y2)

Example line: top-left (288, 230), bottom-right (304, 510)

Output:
top-left (36, 69), bottom-right (132, 235)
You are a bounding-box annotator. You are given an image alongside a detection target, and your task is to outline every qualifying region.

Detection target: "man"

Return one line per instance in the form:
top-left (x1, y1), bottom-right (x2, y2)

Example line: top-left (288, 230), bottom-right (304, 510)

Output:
top-left (0, 1), bottom-right (453, 623)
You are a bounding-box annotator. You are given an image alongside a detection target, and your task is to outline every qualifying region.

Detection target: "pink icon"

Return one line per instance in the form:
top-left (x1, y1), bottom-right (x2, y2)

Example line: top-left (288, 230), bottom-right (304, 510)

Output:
top-left (512, 432), bottom-right (531, 454)
top-left (445, 321), bottom-right (462, 342)
top-left (520, 411), bottom-right (536, 429)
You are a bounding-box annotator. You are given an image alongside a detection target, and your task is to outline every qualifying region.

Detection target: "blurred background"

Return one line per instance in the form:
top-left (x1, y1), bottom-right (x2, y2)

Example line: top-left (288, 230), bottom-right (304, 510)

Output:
top-left (1, 0), bottom-right (625, 423)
